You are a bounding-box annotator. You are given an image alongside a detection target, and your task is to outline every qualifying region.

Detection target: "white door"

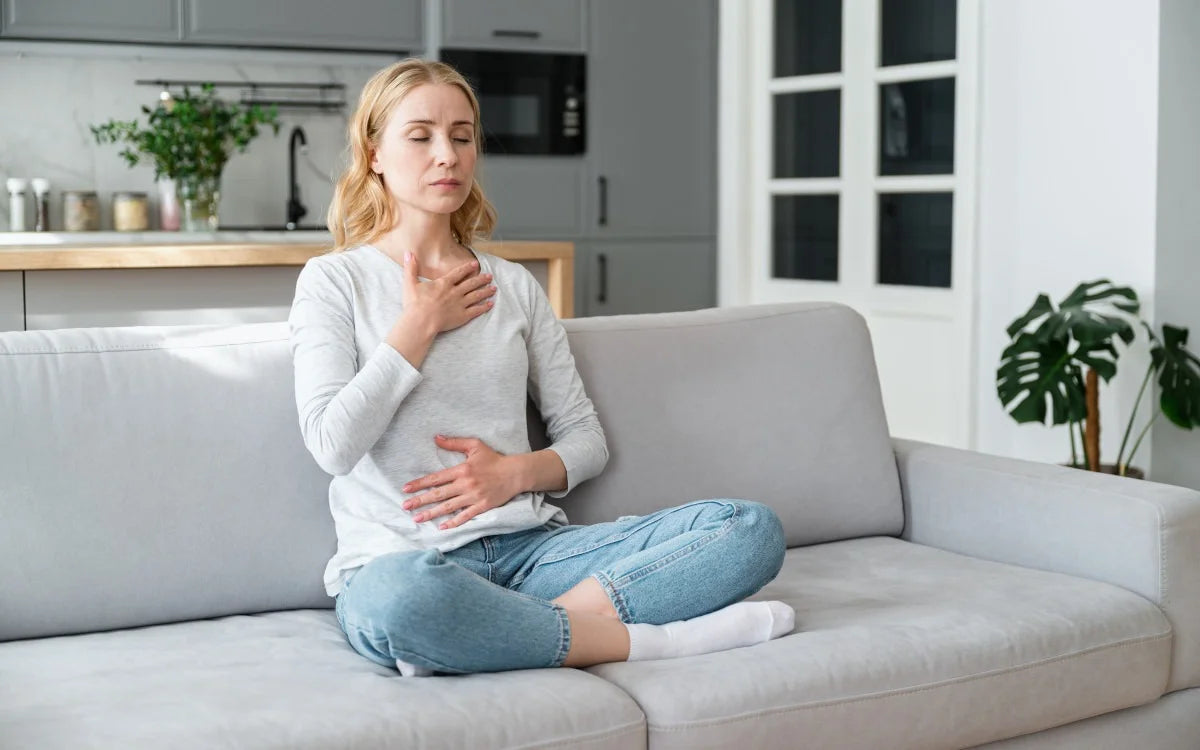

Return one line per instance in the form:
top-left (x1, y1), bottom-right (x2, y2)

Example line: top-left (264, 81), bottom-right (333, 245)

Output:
top-left (723, 0), bottom-right (980, 447)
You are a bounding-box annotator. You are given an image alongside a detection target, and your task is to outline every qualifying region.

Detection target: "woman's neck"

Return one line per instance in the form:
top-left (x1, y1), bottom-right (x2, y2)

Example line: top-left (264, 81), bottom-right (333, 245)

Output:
top-left (372, 211), bottom-right (471, 269)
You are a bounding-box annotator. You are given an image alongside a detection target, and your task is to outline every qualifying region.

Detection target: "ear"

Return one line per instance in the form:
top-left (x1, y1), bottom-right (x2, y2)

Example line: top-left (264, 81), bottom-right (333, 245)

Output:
top-left (369, 147), bottom-right (383, 175)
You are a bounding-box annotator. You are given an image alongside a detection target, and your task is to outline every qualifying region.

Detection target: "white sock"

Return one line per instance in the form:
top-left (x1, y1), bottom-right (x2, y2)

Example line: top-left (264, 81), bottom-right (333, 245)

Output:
top-left (625, 600), bottom-right (795, 661)
top-left (396, 658), bottom-right (435, 677)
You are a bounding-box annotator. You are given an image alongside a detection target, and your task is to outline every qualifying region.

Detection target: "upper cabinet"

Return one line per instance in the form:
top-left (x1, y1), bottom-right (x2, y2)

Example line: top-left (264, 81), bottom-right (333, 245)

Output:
top-left (584, 0), bottom-right (716, 238)
top-left (185, 0), bottom-right (422, 52)
top-left (442, 0), bottom-right (586, 53)
top-left (0, 0), bottom-right (182, 43)
top-left (0, 0), bottom-right (422, 51)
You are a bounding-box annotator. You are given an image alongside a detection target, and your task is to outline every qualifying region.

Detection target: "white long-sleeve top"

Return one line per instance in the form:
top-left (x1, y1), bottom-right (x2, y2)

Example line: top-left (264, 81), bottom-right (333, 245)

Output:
top-left (288, 243), bottom-right (609, 597)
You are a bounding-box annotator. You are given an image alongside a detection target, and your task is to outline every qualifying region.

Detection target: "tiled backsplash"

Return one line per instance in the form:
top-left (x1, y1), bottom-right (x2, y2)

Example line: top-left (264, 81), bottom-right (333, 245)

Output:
top-left (0, 41), bottom-right (400, 232)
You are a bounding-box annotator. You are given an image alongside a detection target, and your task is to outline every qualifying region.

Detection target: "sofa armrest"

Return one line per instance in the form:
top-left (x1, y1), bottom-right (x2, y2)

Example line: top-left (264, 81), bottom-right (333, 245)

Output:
top-left (893, 437), bottom-right (1200, 693)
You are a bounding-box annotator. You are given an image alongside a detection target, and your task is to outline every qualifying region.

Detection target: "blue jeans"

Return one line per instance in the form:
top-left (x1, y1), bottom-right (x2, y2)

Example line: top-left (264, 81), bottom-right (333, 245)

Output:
top-left (334, 498), bottom-right (786, 674)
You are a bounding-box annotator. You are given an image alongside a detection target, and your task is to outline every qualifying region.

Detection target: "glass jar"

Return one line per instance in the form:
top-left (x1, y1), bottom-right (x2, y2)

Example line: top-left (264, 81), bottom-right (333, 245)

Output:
top-left (63, 190), bottom-right (100, 231)
top-left (178, 175), bottom-right (221, 232)
top-left (112, 191), bottom-right (149, 231)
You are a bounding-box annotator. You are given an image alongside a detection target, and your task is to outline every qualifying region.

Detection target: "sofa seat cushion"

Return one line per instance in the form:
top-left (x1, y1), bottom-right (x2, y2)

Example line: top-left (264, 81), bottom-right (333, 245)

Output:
top-left (586, 536), bottom-right (1172, 750)
top-left (0, 610), bottom-right (646, 750)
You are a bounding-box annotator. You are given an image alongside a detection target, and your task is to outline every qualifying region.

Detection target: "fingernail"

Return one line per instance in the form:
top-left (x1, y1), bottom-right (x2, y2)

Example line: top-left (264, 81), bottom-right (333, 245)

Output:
top-left (402, 501), bottom-right (411, 509)
top-left (438, 523), bottom-right (448, 530)
top-left (436, 434), bottom-right (445, 439)
top-left (405, 252), bottom-right (412, 261)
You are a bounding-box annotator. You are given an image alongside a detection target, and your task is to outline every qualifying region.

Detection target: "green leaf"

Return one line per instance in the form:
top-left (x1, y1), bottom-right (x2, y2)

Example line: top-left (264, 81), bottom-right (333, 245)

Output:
top-left (997, 331), bottom-right (1086, 425)
top-left (88, 82), bottom-right (281, 180)
top-left (1151, 323), bottom-right (1200, 430)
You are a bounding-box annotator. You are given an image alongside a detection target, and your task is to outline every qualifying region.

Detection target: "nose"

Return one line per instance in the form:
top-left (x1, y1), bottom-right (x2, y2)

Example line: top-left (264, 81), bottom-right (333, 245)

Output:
top-left (434, 134), bottom-right (458, 168)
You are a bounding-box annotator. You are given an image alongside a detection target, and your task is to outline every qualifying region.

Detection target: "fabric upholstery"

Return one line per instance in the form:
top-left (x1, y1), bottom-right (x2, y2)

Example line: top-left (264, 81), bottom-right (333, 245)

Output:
top-left (0, 609), bottom-right (646, 750)
top-left (587, 537), bottom-right (1171, 750)
top-left (971, 686), bottom-right (1200, 749)
top-left (895, 437), bottom-right (1200, 693)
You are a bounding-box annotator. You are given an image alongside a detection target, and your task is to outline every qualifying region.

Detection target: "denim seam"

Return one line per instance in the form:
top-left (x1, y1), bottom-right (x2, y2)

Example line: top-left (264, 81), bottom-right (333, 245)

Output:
top-left (590, 569), bottom-right (634, 623)
top-left (551, 603), bottom-right (572, 667)
top-left (610, 501), bottom-right (742, 588)
top-left (338, 616), bottom-right (469, 674)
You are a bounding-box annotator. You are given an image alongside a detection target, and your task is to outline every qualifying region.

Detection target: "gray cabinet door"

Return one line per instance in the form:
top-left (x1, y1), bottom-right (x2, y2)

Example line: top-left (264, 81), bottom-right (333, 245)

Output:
top-left (442, 0), bottom-right (585, 53)
top-left (577, 240), bottom-right (715, 317)
top-left (185, 0), bottom-right (421, 51)
top-left (1, 0), bottom-right (181, 42)
top-left (586, 0), bottom-right (716, 239)
top-left (477, 157), bottom-right (585, 240)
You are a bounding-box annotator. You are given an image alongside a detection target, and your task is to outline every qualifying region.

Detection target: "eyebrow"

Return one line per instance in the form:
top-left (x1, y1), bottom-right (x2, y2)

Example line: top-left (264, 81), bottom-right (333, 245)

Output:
top-left (404, 119), bottom-right (474, 127)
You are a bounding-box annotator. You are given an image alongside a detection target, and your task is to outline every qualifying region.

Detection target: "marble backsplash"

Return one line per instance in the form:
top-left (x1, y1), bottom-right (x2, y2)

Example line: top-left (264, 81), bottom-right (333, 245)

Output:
top-left (0, 40), bottom-right (403, 233)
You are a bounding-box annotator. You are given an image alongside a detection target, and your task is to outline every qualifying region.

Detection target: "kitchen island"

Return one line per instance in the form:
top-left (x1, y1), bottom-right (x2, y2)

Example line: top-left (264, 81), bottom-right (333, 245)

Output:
top-left (0, 231), bottom-right (574, 332)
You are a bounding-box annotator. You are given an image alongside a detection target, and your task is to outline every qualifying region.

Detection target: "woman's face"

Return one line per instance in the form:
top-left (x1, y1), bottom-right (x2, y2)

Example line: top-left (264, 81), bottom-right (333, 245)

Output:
top-left (371, 83), bottom-right (478, 221)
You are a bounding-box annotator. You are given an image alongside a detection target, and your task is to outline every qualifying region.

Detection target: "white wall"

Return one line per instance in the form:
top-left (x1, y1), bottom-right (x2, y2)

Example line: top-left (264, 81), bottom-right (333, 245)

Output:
top-left (973, 0), bottom-right (1160, 471)
top-left (1150, 0), bottom-right (1200, 490)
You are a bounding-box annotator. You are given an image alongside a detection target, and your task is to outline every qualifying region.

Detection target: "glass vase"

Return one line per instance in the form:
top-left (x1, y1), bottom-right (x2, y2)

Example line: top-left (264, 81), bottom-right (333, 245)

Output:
top-left (179, 174), bottom-right (221, 232)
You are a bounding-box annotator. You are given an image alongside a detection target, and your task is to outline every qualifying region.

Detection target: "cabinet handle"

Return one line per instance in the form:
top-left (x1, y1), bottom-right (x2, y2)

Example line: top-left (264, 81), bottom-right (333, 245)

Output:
top-left (492, 29), bottom-right (542, 39)
top-left (597, 253), bottom-right (608, 304)
top-left (597, 175), bottom-right (608, 226)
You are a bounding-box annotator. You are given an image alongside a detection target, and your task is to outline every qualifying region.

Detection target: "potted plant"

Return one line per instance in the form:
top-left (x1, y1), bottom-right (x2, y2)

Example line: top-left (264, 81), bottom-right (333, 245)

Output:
top-left (997, 279), bottom-right (1200, 478)
top-left (91, 83), bottom-right (280, 231)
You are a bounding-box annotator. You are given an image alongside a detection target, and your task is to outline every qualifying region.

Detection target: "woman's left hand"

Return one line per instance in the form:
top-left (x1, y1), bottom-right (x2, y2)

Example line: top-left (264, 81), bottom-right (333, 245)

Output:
top-left (401, 435), bottom-right (525, 530)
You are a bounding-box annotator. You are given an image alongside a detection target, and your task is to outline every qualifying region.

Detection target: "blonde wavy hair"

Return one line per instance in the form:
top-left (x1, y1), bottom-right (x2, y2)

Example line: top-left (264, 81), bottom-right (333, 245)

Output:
top-left (326, 58), bottom-right (497, 252)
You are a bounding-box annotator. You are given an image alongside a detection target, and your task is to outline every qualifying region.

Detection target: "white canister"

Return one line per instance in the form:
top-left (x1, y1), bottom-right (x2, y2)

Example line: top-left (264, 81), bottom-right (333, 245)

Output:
top-left (6, 177), bottom-right (28, 231)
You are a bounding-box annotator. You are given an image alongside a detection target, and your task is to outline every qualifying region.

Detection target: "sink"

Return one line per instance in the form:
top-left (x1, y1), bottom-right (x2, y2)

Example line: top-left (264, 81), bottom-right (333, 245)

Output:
top-left (218, 224), bottom-right (328, 232)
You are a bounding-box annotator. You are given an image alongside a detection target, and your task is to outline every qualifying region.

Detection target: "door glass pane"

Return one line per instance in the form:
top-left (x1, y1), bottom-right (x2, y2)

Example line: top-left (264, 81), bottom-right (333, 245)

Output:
top-left (879, 78), bottom-right (954, 175)
top-left (878, 192), bottom-right (952, 287)
top-left (775, 0), bottom-right (842, 77)
top-left (773, 195), bottom-right (839, 281)
top-left (774, 90), bottom-right (840, 178)
top-left (881, 0), bottom-right (957, 67)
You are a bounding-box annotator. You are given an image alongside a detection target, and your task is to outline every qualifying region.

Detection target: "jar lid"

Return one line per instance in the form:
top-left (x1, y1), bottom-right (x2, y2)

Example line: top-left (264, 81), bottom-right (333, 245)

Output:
top-left (6, 178), bottom-right (28, 191)
top-left (31, 178), bottom-right (50, 193)
top-left (113, 191), bottom-right (148, 199)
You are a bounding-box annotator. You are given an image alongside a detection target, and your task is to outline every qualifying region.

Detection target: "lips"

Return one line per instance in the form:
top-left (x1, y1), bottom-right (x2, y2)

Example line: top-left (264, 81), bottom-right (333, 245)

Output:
top-left (432, 179), bottom-right (461, 186)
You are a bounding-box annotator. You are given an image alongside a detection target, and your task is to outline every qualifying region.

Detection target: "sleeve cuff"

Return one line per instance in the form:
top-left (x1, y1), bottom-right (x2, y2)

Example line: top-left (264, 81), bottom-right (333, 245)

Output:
top-left (544, 444), bottom-right (582, 499)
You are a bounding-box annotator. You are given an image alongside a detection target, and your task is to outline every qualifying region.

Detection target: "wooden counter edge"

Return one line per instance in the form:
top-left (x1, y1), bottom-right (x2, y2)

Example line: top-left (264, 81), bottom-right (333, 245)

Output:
top-left (0, 240), bottom-right (575, 318)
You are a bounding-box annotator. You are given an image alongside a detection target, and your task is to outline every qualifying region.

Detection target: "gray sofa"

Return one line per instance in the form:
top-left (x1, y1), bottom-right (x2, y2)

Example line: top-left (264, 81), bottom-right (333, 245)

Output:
top-left (2, 301), bottom-right (1198, 750)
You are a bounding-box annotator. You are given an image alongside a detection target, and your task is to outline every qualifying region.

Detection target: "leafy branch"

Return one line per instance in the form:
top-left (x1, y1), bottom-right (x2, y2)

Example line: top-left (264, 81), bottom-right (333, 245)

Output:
top-left (90, 83), bottom-right (280, 182)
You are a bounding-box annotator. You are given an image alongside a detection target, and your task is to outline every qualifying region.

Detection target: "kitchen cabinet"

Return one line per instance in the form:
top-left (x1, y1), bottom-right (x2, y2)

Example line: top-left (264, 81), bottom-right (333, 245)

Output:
top-left (0, 272), bottom-right (23, 333)
top-left (0, 0), bottom-right (181, 43)
top-left (23, 267), bottom-right (301, 330)
top-left (575, 240), bottom-right (715, 318)
top-left (478, 157), bottom-right (585, 240)
top-left (441, 0), bottom-right (586, 53)
top-left (584, 0), bottom-right (717, 239)
top-left (185, 0), bottom-right (422, 52)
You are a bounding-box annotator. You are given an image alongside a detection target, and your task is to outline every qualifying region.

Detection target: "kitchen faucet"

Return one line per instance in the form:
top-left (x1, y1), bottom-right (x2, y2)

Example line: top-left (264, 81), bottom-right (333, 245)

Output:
top-left (287, 126), bottom-right (308, 230)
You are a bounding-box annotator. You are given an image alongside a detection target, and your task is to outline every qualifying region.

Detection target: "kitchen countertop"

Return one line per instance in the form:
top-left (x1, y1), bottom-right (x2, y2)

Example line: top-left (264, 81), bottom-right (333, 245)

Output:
top-left (0, 230), bottom-right (576, 317)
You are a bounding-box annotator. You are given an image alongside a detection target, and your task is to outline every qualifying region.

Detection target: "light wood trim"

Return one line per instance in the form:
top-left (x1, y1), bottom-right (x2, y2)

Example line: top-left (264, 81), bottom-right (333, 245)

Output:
top-left (0, 239), bottom-right (575, 318)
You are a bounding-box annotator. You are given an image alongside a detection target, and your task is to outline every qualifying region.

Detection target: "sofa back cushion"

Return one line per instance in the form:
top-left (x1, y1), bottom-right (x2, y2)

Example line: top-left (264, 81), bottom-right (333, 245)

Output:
top-left (0, 302), bottom-right (901, 641)
top-left (0, 323), bottom-right (334, 641)
top-left (529, 303), bottom-right (903, 541)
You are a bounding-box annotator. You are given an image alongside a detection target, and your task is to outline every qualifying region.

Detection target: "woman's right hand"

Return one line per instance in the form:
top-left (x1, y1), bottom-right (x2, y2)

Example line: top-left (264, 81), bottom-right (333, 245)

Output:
top-left (401, 252), bottom-right (496, 334)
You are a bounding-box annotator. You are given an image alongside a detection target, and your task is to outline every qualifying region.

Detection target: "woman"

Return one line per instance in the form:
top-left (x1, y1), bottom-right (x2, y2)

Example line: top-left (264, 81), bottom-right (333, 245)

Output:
top-left (288, 58), bottom-right (794, 676)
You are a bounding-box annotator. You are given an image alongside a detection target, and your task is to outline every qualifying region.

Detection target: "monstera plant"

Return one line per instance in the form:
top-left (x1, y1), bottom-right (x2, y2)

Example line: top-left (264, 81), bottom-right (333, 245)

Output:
top-left (996, 279), bottom-right (1200, 478)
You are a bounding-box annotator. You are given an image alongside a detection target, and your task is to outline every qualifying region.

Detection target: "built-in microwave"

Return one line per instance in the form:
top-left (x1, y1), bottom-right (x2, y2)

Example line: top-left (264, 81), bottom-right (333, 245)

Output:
top-left (439, 49), bottom-right (585, 156)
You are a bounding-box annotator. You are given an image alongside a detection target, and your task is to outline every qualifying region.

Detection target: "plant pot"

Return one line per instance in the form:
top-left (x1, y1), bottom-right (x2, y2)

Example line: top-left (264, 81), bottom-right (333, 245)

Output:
top-left (1060, 462), bottom-right (1146, 480)
top-left (178, 175), bottom-right (221, 232)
